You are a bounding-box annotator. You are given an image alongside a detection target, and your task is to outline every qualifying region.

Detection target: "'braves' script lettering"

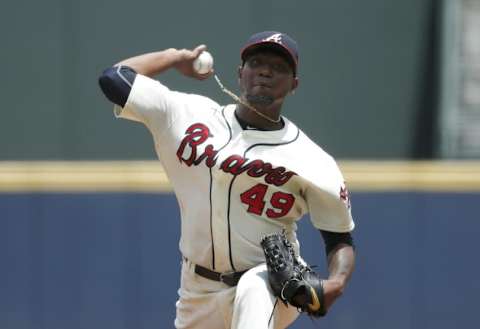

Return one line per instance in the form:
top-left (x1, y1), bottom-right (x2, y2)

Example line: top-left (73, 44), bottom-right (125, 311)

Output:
top-left (176, 123), bottom-right (296, 186)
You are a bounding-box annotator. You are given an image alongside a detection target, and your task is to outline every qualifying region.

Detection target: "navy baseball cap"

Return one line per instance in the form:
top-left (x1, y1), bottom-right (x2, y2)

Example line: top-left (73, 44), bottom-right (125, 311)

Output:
top-left (241, 31), bottom-right (299, 75)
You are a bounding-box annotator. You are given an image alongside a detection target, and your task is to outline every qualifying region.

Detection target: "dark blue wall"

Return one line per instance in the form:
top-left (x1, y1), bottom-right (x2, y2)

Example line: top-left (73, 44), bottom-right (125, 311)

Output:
top-left (1, 192), bottom-right (478, 329)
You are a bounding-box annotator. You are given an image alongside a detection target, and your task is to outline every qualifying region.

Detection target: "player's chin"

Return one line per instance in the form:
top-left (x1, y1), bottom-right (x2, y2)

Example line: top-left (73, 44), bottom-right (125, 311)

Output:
top-left (246, 93), bottom-right (275, 107)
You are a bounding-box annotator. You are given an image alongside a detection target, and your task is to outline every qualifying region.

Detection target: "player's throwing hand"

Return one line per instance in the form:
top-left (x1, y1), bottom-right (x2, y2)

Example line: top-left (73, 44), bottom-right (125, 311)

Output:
top-left (174, 44), bottom-right (213, 80)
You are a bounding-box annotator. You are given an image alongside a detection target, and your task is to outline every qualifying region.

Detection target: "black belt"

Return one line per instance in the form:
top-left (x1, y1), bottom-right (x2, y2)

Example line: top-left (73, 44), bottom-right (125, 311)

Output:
top-left (194, 264), bottom-right (247, 287)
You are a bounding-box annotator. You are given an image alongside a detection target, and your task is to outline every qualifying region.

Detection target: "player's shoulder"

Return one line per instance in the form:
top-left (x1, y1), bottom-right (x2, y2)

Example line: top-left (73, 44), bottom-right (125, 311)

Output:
top-left (276, 118), bottom-right (339, 174)
top-left (182, 92), bottom-right (222, 110)
top-left (135, 74), bottom-right (222, 111)
top-left (285, 127), bottom-right (346, 189)
top-left (293, 125), bottom-right (337, 165)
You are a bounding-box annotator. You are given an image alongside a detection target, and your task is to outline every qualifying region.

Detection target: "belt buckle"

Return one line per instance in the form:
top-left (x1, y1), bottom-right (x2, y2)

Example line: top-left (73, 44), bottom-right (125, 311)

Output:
top-left (219, 271), bottom-right (237, 286)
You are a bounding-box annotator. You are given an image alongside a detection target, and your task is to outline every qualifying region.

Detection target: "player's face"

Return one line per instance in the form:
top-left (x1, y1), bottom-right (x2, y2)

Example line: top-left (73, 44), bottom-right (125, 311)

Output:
top-left (238, 49), bottom-right (298, 108)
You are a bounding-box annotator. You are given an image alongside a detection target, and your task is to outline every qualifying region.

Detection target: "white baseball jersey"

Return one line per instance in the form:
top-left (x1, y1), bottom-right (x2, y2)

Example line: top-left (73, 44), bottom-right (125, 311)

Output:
top-left (115, 74), bottom-right (354, 273)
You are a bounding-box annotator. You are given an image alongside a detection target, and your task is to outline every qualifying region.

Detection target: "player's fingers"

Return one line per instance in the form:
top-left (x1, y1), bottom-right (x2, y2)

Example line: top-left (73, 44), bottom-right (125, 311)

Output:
top-left (192, 44), bottom-right (207, 58)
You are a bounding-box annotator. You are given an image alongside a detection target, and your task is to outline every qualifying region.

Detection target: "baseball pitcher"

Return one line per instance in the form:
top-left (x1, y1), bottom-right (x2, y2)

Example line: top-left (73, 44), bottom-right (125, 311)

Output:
top-left (98, 31), bottom-right (356, 329)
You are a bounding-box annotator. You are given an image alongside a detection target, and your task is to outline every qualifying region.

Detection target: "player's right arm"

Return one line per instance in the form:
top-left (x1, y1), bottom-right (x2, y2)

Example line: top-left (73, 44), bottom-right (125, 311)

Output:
top-left (98, 45), bottom-right (217, 126)
top-left (114, 45), bottom-right (212, 79)
top-left (98, 45), bottom-right (212, 108)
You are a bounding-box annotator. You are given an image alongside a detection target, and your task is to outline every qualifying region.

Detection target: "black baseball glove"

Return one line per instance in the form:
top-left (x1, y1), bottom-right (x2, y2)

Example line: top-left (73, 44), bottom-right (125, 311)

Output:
top-left (260, 231), bottom-right (327, 317)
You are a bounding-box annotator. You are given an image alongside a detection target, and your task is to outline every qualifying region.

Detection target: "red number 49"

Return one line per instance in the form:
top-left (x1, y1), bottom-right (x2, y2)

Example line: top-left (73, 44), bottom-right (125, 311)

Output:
top-left (240, 183), bottom-right (295, 219)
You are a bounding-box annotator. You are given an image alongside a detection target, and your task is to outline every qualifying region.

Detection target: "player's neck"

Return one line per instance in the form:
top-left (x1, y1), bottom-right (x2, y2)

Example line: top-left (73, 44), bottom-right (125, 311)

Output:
top-left (235, 104), bottom-right (284, 131)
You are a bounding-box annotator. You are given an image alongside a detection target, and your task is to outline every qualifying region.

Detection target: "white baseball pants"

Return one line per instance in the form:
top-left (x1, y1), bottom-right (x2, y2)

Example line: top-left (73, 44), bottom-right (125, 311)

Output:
top-left (174, 259), bottom-right (299, 329)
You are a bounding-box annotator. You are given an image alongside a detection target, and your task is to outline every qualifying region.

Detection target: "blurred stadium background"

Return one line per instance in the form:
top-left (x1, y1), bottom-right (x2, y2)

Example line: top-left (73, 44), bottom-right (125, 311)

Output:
top-left (1, 0), bottom-right (479, 328)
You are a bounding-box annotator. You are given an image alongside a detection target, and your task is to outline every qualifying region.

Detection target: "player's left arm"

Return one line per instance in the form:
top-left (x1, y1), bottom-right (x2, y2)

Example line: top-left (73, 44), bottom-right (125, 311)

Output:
top-left (319, 230), bottom-right (356, 310)
top-left (302, 154), bottom-right (356, 311)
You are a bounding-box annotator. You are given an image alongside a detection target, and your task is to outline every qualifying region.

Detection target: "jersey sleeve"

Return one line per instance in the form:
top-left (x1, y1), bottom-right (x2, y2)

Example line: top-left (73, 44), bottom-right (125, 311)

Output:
top-left (304, 158), bottom-right (354, 233)
top-left (113, 74), bottom-right (188, 131)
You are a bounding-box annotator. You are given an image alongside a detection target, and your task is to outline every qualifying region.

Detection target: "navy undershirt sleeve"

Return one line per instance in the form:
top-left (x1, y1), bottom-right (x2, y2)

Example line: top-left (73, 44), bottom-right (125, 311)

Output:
top-left (98, 65), bottom-right (137, 107)
top-left (319, 230), bottom-right (355, 256)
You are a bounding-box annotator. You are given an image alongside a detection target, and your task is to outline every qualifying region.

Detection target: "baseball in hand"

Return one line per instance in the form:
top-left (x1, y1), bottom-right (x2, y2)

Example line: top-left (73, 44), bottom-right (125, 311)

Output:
top-left (193, 51), bottom-right (214, 74)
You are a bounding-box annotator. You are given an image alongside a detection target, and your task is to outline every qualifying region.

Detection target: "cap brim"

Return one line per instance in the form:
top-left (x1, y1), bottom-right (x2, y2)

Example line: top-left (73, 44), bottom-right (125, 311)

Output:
top-left (241, 42), bottom-right (298, 68)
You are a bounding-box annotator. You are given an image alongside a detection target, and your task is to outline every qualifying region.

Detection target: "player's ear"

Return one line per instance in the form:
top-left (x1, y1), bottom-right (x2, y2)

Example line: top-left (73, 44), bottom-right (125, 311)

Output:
top-left (237, 65), bottom-right (244, 85)
top-left (290, 77), bottom-right (299, 95)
